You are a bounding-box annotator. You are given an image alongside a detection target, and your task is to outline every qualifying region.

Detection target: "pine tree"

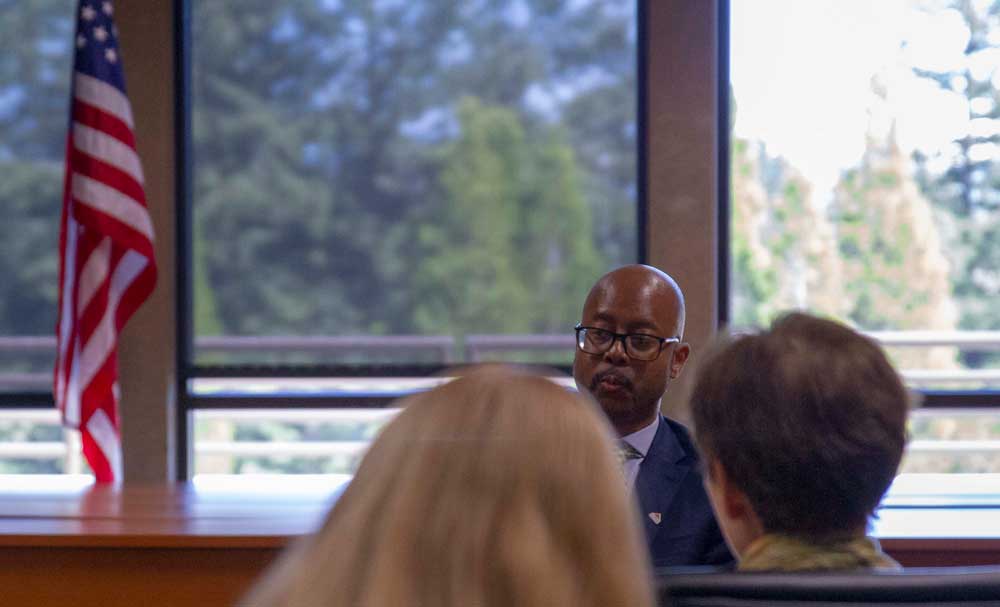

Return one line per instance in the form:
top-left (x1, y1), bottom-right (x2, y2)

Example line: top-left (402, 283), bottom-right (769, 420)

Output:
top-left (831, 75), bottom-right (958, 370)
top-left (730, 137), bottom-right (845, 328)
top-left (190, 0), bottom-right (636, 357)
top-left (911, 0), bottom-right (1000, 364)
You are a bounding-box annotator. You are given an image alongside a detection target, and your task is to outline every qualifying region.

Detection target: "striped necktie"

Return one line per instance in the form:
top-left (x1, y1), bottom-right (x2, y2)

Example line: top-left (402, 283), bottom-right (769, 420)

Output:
top-left (617, 440), bottom-right (644, 467)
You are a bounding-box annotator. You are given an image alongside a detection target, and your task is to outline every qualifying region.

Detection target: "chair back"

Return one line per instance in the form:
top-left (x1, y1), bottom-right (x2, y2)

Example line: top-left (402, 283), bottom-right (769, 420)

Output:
top-left (657, 566), bottom-right (1000, 606)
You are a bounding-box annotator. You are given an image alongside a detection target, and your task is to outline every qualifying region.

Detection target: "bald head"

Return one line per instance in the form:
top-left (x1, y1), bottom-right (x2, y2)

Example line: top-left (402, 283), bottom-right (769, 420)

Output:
top-left (574, 265), bottom-right (691, 435)
top-left (586, 265), bottom-right (686, 339)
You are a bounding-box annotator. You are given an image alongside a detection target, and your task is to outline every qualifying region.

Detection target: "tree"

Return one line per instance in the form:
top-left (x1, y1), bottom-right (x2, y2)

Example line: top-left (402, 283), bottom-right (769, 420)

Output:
top-left (410, 97), bottom-right (601, 338)
top-left (830, 76), bottom-right (958, 370)
top-left (0, 0), bottom-right (73, 372)
top-left (0, 0), bottom-right (75, 472)
top-left (729, 137), bottom-right (845, 328)
top-left (190, 0), bottom-right (638, 364)
top-left (730, 69), bottom-right (960, 370)
top-left (911, 0), bottom-right (1000, 361)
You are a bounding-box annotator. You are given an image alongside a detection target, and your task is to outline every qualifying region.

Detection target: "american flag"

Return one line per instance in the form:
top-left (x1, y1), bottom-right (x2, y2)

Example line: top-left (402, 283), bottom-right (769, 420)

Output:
top-left (55, 0), bottom-right (157, 483)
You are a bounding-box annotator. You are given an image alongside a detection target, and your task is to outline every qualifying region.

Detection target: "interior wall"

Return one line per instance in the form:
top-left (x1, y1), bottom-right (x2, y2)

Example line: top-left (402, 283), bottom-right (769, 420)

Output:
top-left (116, 0), bottom-right (178, 482)
top-left (646, 1), bottom-right (719, 422)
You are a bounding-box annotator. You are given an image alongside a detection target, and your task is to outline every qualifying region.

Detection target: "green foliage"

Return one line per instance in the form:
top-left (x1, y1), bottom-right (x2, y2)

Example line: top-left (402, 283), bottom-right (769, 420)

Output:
top-left (411, 98), bottom-right (601, 335)
top-left (731, 231), bottom-right (777, 328)
top-left (188, 0), bottom-right (635, 362)
top-left (192, 221), bottom-right (222, 337)
top-left (0, 0), bottom-right (75, 161)
top-left (729, 138), bottom-right (820, 326)
top-left (0, 1), bottom-right (73, 376)
top-left (832, 164), bottom-right (915, 329)
top-left (0, 162), bottom-right (61, 337)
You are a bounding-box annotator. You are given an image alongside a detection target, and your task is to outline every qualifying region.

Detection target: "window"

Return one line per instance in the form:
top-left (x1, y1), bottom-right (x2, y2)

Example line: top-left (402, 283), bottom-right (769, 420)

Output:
top-left (183, 1), bottom-right (640, 476)
top-left (729, 0), bottom-right (1000, 474)
top-left (0, 0), bottom-right (85, 474)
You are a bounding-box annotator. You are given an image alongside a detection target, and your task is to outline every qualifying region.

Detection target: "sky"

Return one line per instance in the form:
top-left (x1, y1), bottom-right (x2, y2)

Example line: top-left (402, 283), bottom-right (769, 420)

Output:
top-left (731, 0), bottom-right (981, 197)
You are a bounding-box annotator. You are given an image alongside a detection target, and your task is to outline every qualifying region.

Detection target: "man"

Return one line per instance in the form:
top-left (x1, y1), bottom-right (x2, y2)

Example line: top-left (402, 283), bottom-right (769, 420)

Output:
top-left (573, 264), bottom-right (732, 567)
top-left (690, 312), bottom-right (907, 571)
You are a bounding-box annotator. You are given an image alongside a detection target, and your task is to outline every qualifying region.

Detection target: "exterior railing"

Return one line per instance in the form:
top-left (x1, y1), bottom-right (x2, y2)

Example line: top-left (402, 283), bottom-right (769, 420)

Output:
top-left (1, 407), bottom-right (1000, 475)
top-left (4, 331), bottom-right (1000, 389)
top-left (2, 332), bottom-right (1000, 474)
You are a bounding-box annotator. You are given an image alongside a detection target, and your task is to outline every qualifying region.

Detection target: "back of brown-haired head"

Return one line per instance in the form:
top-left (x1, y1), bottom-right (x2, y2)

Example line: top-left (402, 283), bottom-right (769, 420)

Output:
top-left (690, 312), bottom-right (909, 540)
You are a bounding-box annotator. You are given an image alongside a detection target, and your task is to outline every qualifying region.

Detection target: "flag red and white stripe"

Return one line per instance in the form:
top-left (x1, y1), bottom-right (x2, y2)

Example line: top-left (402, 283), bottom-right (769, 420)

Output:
top-left (55, 1), bottom-right (156, 483)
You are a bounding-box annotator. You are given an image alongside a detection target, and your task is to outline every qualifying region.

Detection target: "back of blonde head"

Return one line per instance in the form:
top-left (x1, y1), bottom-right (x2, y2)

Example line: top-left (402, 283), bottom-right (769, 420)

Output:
top-left (242, 366), bottom-right (655, 607)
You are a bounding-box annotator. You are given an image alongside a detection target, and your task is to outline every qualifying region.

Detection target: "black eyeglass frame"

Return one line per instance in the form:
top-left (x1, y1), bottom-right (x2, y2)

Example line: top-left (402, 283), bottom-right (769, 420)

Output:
top-left (574, 324), bottom-right (680, 361)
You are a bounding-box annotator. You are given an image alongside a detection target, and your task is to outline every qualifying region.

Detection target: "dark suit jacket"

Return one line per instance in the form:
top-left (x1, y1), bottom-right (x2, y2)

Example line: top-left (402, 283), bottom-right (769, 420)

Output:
top-left (634, 415), bottom-right (734, 568)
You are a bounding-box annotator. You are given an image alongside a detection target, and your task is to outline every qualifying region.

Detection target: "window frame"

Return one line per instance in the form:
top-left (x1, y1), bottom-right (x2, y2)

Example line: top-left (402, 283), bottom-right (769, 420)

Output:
top-left (717, 0), bottom-right (1000, 411)
top-left (4, 0), bottom-right (992, 480)
top-left (172, 0), bottom-right (650, 479)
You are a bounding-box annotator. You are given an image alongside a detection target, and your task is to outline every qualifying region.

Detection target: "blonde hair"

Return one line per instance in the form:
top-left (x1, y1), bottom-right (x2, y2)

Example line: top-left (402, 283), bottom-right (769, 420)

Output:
top-left (242, 365), bottom-right (655, 607)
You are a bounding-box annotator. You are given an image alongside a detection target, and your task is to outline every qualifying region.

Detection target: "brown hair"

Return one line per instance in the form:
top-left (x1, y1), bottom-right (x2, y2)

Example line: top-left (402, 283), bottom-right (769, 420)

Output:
top-left (242, 365), bottom-right (655, 607)
top-left (690, 312), bottom-right (909, 539)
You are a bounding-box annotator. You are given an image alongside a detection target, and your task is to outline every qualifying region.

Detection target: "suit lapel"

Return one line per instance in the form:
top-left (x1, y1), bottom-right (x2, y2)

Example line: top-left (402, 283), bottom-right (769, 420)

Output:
top-left (634, 416), bottom-right (692, 543)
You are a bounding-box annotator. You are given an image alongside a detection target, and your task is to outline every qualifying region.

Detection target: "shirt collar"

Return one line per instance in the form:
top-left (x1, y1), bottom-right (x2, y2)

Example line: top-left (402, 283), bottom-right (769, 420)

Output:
top-left (621, 414), bottom-right (659, 458)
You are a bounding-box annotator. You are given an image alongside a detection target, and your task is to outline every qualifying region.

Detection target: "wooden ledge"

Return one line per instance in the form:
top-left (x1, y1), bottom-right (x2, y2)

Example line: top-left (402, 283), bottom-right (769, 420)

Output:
top-left (0, 475), bottom-right (346, 549)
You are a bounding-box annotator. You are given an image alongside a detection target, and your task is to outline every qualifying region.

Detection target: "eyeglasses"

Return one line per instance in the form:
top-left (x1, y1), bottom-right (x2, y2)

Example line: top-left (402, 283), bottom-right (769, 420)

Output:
top-left (574, 324), bottom-right (679, 362)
